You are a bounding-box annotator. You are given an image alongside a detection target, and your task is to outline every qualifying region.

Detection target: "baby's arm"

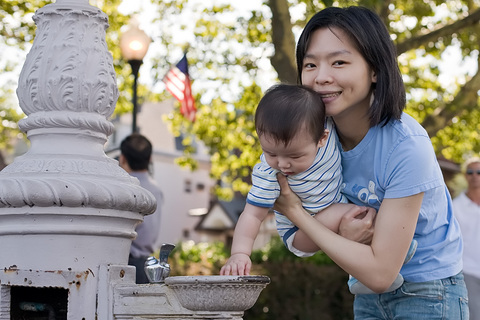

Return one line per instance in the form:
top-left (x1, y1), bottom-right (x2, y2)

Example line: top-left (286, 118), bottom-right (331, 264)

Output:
top-left (292, 203), bottom-right (373, 253)
top-left (220, 203), bottom-right (270, 276)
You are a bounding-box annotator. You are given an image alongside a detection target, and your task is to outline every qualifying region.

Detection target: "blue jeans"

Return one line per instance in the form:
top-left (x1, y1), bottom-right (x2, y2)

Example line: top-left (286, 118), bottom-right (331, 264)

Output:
top-left (353, 272), bottom-right (469, 320)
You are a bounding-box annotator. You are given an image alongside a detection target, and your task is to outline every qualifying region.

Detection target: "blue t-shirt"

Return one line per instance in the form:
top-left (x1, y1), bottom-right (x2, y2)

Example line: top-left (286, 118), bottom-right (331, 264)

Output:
top-left (339, 112), bottom-right (463, 282)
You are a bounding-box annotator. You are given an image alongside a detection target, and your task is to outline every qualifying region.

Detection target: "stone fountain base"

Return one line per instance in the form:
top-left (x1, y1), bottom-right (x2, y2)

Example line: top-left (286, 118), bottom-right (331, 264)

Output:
top-left (1, 265), bottom-right (269, 320)
top-left (109, 267), bottom-right (269, 320)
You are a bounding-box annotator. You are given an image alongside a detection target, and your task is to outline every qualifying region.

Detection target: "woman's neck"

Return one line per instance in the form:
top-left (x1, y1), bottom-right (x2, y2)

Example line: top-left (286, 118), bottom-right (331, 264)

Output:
top-left (334, 116), bottom-right (370, 151)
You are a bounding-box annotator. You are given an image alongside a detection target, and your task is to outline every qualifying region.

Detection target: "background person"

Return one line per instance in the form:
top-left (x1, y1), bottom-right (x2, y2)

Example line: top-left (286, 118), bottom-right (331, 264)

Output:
top-left (120, 133), bottom-right (163, 284)
top-left (453, 156), bottom-right (480, 320)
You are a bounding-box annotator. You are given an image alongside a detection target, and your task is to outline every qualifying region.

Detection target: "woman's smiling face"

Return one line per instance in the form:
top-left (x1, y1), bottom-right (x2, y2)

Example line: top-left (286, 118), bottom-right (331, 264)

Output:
top-left (301, 27), bottom-right (376, 122)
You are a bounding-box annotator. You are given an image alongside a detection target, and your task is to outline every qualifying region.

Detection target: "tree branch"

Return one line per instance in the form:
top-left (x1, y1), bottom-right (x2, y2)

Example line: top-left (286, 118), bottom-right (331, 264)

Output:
top-left (396, 8), bottom-right (480, 54)
top-left (422, 53), bottom-right (480, 137)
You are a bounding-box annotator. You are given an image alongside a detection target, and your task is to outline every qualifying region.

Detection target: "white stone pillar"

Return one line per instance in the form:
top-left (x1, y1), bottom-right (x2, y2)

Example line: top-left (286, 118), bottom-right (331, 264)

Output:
top-left (0, 0), bottom-right (156, 271)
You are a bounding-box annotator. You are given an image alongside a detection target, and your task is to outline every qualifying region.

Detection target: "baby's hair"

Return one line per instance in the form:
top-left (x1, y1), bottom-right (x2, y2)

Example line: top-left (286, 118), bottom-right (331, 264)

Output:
top-left (255, 84), bottom-right (326, 146)
top-left (296, 6), bottom-right (405, 127)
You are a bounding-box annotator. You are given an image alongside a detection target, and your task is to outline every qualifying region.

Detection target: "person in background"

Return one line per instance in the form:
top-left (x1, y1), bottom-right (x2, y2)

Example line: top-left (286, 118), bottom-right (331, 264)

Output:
top-left (453, 156), bottom-right (480, 320)
top-left (119, 133), bottom-right (163, 284)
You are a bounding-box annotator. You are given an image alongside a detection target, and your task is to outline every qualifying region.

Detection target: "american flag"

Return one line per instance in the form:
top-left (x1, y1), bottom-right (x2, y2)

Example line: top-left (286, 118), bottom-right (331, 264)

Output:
top-left (163, 54), bottom-right (196, 122)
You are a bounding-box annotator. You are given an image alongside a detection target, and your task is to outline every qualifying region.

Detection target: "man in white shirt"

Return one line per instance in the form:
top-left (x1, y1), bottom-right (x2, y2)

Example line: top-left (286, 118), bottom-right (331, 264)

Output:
top-left (453, 156), bottom-right (480, 320)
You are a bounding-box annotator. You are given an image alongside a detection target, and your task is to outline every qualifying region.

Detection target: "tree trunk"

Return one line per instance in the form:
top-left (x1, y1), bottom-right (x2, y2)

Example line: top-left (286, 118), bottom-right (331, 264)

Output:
top-left (269, 0), bottom-right (297, 84)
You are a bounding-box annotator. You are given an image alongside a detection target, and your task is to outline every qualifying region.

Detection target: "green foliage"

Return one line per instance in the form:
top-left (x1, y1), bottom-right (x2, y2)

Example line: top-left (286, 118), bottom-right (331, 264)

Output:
top-left (432, 108), bottom-right (480, 163)
top-left (169, 240), bottom-right (229, 276)
top-left (0, 105), bottom-right (24, 155)
top-left (3, 0), bottom-right (480, 198)
top-left (245, 261), bottom-right (353, 320)
top-left (168, 239), bottom-right (349, 320)
top-left (251, 236), bottom-right (334, 266)
top-left (164, 82), bottom-right (263, 200)
top-left (157, 0), bottom-right (480, 198)
top-left (168, 237), bottom-right (333, 277)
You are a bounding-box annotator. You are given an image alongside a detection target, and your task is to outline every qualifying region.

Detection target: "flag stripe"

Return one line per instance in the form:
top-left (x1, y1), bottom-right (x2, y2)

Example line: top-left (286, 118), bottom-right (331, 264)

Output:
top-left (163, 54), bottom-right (196, 122)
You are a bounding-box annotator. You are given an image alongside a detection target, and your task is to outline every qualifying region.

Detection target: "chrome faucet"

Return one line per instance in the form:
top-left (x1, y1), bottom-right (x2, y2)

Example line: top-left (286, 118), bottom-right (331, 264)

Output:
top-left (144, 243), bottom-right (175, 283)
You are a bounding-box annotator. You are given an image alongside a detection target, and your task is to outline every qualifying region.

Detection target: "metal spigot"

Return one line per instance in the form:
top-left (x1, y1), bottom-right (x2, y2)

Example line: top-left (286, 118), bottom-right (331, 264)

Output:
top-left (145, 243), bottom-right (175, 283)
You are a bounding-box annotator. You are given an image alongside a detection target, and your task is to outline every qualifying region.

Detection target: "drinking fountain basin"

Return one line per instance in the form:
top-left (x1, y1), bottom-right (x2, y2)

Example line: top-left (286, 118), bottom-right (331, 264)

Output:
top-left (165, 275), bottom-right (270, 311)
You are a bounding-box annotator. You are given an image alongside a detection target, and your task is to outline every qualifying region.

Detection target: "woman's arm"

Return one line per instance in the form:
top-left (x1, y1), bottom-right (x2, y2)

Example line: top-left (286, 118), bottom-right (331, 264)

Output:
top-left (292, 203), bottom-right (376, 252)
top-left (275, 173), bottom-right (422, 293)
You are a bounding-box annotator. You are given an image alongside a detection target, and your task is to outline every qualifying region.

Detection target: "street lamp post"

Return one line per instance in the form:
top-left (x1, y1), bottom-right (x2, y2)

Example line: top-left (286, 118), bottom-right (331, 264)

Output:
top-left (120, 18), bottom-right (151, 133)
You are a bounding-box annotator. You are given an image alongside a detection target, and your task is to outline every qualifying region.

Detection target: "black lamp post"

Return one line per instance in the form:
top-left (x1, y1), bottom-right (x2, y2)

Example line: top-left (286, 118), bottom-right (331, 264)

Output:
top-left (120, 18), bottom-right (151, 133)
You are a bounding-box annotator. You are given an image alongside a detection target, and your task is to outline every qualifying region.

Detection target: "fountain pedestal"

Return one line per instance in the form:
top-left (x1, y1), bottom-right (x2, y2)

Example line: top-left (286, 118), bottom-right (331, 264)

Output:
top-left (102, 266), bottom-right (269, 320)
top-left (0, 265), bottom-right (269, 320)
top-left (0, 0), bottom-right (269, 319)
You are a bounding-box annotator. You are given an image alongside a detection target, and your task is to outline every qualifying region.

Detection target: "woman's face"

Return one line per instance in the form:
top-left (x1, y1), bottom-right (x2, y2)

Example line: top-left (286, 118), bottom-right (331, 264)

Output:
top-left (301, 27), bottom-right (376, 122)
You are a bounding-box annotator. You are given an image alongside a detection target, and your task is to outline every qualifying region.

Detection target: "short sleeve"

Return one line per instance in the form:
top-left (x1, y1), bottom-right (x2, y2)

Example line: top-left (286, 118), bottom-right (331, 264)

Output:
top-left (247, 156), bottom-right (280, 208)
top-left (383, 135), bottom-right (443, 199)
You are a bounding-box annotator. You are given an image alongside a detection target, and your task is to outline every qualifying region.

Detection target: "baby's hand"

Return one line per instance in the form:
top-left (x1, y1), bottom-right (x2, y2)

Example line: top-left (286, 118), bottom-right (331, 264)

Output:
top-left (219, 253), bottom-right (252, 276)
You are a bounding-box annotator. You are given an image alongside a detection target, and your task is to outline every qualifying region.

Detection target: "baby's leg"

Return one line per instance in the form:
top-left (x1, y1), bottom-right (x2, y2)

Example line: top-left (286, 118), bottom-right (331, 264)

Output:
top-left (404, 238), bottom-right (417, 264)
top-left (289, 203), bottom-right (358, 253)
top-left (349, 240), bottom-right (418, 294)
top-left (311, 202), bottom-right (358, 233)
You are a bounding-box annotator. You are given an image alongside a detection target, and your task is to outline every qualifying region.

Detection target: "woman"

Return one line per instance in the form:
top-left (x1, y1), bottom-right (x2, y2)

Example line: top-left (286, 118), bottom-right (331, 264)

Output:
top-left (275, 6), bottom-right (468, 319)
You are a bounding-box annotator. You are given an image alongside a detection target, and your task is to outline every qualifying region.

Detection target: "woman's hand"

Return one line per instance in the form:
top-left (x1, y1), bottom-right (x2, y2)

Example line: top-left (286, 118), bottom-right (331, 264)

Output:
top-left (273, 173), bottom-right (305, 223)
top-left (338, 205), bottom-right (376, 244)
top-left (275, 171), bottom-right (375, 245)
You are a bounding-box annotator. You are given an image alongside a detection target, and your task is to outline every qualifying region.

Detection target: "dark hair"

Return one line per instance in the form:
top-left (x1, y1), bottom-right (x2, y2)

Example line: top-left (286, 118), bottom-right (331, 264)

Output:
top-left (120, 133), bottom-right (152, 171)
top-left (296, 6), bottom-right (405, 126)
top-left (255, 84), bottom-right (326, 146)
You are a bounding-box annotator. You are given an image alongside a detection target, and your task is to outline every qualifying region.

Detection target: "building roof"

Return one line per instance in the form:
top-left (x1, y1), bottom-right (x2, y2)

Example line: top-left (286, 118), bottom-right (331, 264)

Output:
top-left (195, 195), bottom-right (246, 232)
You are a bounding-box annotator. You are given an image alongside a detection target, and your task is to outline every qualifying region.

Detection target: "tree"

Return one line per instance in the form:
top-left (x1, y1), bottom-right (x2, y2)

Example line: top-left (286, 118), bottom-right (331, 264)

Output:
top-left (2, 0), bottom-right (480, 198)
top-left (155, 0), bottom-right (480, 199)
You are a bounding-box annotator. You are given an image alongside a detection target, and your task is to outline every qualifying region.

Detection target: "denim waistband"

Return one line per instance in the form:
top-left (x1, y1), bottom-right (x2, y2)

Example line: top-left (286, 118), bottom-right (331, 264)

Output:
top-left (441, 271), bottom-right (464, 285)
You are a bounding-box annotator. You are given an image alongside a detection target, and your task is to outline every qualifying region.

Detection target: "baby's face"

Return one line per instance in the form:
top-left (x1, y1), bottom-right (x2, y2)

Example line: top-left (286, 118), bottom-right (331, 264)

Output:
top-left (259, 127), bottom-right (327, 176)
